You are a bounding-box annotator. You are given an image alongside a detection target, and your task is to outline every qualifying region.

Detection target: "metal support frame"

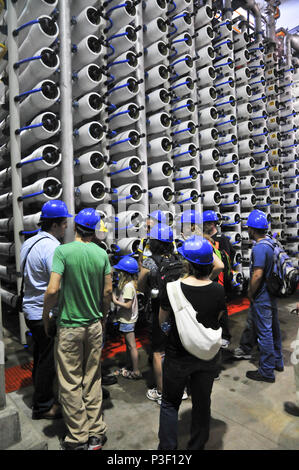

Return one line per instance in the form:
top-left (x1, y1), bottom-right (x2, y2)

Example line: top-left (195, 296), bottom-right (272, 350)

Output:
top-left (7, 1), bottom-right (26, 344)
top-left (58, 0), bottom-right (75, 242)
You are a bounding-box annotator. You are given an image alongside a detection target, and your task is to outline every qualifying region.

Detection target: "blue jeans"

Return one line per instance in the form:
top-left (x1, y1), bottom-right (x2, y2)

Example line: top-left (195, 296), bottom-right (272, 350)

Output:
top-left (251, 301), bottom-right (284, 379)
top-left (158, 354), bottom-right (217, 450)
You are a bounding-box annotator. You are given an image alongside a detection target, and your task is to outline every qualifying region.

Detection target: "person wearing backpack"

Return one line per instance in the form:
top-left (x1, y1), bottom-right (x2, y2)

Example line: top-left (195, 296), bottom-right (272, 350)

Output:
top-left (138, 223), bottom-right (183, 404)
top-left (20, 200), bottom-right (73, 420)
top-left (202, 210), bottom-right (235, 349)
top-left (157, 235), bottom-right (225, 450)
top-left (245, 210), bottom-right (284, 383)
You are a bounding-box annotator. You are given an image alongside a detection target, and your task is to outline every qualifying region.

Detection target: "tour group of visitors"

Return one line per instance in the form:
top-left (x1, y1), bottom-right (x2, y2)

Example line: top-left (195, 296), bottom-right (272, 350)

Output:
top-left (20, 200), bottom-right (299, 451)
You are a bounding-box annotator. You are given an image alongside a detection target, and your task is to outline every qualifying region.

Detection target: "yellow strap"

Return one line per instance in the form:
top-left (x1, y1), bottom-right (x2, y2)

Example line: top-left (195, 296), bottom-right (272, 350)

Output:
top-left (0, 43), bottom-right (7, 61)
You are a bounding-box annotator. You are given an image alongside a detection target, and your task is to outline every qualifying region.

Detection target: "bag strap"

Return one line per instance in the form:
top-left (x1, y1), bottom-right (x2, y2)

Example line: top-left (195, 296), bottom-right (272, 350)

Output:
top-left (20, 236), bottom-right (50, 299)
top-left (167, 280), bottom-right (194, 313)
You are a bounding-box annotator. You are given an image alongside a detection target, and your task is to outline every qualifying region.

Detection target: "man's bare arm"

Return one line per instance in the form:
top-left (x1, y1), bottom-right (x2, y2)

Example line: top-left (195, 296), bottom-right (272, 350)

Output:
top-left (43, 272), bottom-right (61, 336)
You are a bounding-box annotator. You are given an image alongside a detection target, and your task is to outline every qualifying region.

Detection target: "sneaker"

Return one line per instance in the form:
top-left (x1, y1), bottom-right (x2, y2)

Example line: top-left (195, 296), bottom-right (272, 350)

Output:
top-left (284, 401), bottom-right (299, 417)
top-left (221, 339), bottom-right (230, 349)
top-left (60, 439), bottom-right (88, 451)
top-left (233, 347), bottom-right (252, 360)
top-left (88, 435), bottom-right (107, 450)
top-left (246, 370), bottom-right (275, 383)
top-left (146, 388), bottom-right (162, 403)
top-left (182, 388), bottom-right (189, 400)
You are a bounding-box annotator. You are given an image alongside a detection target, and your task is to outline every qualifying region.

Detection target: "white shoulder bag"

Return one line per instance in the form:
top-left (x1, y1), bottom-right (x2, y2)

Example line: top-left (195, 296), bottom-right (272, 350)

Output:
top-left (166, 280), bottom-right (222, 361)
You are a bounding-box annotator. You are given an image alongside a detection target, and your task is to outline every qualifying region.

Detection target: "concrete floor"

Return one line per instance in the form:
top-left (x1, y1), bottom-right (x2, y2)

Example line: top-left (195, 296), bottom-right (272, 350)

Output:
top-left (2, 294), bottom-right (299, 451)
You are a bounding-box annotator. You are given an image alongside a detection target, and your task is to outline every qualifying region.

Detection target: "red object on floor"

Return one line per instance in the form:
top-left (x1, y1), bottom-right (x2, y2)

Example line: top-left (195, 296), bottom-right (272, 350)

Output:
top-left (5, 361), bottom-right (33, 393)
top-left (5, 298), bottom-right (251, 393)
top-left (227, 297), bottom-right (250, 316)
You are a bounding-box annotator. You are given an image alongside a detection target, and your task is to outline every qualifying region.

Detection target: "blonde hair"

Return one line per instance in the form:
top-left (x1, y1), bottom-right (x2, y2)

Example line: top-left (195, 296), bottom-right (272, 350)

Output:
top-left (118, 271), bottom-right (138, 291)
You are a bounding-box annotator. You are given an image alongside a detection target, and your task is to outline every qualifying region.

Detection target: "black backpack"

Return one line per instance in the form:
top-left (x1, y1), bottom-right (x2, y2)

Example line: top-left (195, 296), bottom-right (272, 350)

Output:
top-left (149, 253), bottom-right (183, 292)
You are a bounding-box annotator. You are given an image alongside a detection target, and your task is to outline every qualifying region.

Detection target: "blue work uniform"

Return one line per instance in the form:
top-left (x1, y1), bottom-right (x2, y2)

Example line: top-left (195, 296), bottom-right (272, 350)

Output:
top-left (250, 239), bottom-right (284, 379)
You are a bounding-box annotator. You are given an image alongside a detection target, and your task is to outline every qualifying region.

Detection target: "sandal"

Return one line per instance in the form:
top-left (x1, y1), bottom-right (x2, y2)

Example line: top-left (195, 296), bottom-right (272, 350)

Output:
top-left (112, 367), bottom-right (128, 377)
top-left (122, 370), bottom-right (142, 380)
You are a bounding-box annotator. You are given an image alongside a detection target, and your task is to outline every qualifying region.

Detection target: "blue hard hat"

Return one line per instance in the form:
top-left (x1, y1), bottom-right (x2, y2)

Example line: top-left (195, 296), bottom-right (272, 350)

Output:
top-left (40, 200), bottom-right (73, 219)
top-left (246, 209), bottom-right (269, 229)
top-left (177, 235), bottom-right (214, 265)
top-left (74, 208), bottom-right (101, 230)
top-left (149, 222), bottom-right (173, 242)
top-left (148, 210), bottom-right (167, 224)
top-left (202, 210), bottom-right (219, 223)
top-left (180, 209), bottom-right (202, 225)
top-left (113, 255), bottom-right (139, 274)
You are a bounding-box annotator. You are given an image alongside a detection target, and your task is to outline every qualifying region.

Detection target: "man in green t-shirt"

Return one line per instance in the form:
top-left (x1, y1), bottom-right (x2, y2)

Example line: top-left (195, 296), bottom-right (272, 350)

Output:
top-left (43, 208), bottom-right (112, 451)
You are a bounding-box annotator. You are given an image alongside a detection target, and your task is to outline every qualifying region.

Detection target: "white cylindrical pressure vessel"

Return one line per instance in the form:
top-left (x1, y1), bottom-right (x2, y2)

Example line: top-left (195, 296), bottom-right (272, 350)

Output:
top-left (106, 24), bottom-right (137, 57)
top-left (196, 64), bottom-right (216, 87)
top-left (108, 130), bottom-right (141, 155)
top-left (21, 144), bottom-right (61, 178)
top-left (116, 183), bottom-right (144, 203)
top-left (172, 143), bottom-right (198, 164)
top-left (20, 112), bottom-right (60, 151)
top-left (194, 4), bottom-right (213, 29)
top-left (72, 63), bottom-right (104, 97)
top-left (148, 136), bottom-right (172, 157)
top-left (200, 169), bottom-right (221, 188)
top-left (198, 127), bottom-right (218, 145)
top-left (198, 107), bottom-right (218, 126)
top-left (108, 103), bottom-right (140, 131)
top-left (238, 138), bottom-right (254, 155)
top-left (171, 98), bottom-right (195, 119)
top-left (176, 188), bottom-right (200, 204)
top-left (108, 77), bottom-right (139, 106)
top-left (19, 80), bottom-right (60, 126)
top-left (110, 156), bottom-right (143, 183)
top-left (235, 67), bottom-right (251, 85)
top-left (104, 0), bottom-right (136, 35)
top-left (107, 50), bottom-right (139, 81)
top-left (76, 180), bottom-right (106, 203)
top-left (143, 0), bottom-right (167, 23)
top-left (71, 6), bottom-right (105, 44)
top-left (22, 177), bottom-right (62, 203)
top-left (169, 54), bottom-right (193, 76)
top-left (145, 64), bottom-right (169, 89)
top-left (18, 48), bottom-right (59, 94)
top-left (146, 88), bottom-right (170, 113)
top-left (169, 75), bottom-right (194, 97)
top-left (74, 151), bottom-right (106, 176)
top-left (239, 157), bottom-right (255, 173)
top-left (197, 86), bottom-right (217, 106)
top-left (199, 148), bottom-right (220, 167)
top-left (144, 40), bottom-right (168, 68)
top-left (171, 120), bottom-right (197, 141)
top-left (173, 166), bottom-right (198, 186)
top-left (147, 111), bottom-right (171, 134)
top-left (148, 161), bottom-right (173, 186)
top-left (194, 24), bottom-right (214, 48)
top-left (73, 92), bottom-right (103, 125)
top-left (19, 16), bottom-right (59, 61)
top-left (237, 120), bottom-right (253, 138)
top-left (195, 46), bottom-right (215, 68)
top-left (72, 35), bottom-right (105, 70)
top-left (143, 16), bottom-right (167, 47)
top-left (73, 121), bottom-right (103, 149)
top-left (201, 190), bottom-right (222, 206)
top-left (149, 186), bottom-right (174, 204)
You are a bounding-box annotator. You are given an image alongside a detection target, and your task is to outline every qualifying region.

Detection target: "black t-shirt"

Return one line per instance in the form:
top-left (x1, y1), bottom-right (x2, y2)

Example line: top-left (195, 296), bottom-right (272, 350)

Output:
top-left (160, 281), bottom-right (226, 364)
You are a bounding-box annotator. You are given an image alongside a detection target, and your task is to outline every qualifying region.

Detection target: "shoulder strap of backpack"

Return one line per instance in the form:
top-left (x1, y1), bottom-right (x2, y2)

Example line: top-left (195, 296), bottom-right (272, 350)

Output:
top-left (20, 236), bottom-right (50, 300)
